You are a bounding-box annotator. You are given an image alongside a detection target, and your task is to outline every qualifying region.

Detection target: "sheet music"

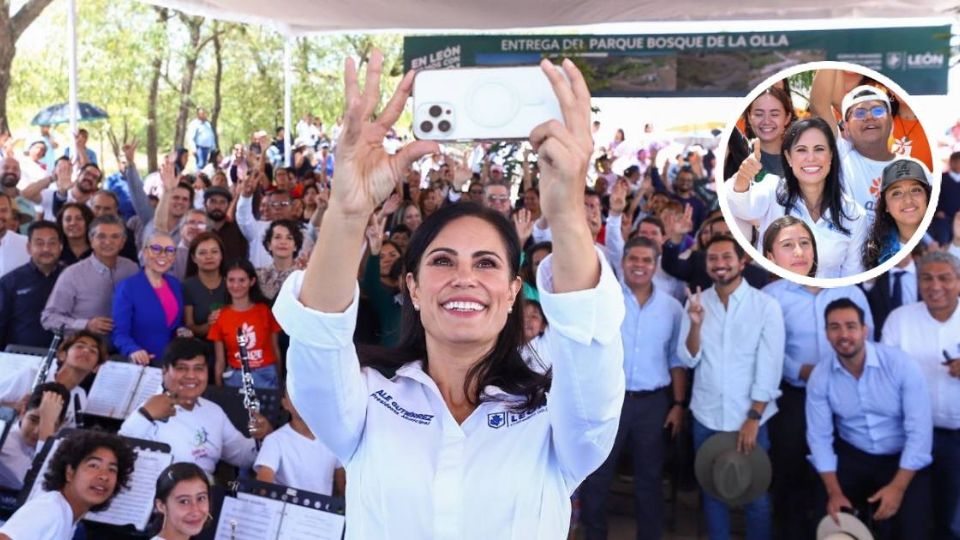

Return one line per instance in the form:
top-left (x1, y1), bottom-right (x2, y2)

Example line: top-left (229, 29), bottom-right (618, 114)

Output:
top-left (0, 352), bottom-right (43, 372)
top-left (83, 362), bottom-right (146, 418)
top-left (86, 449), bottom-right (172, 529)
top-left (26, 438), bottom-right (62, 502)
top-left (277, 502), bottom-right (346, 540)
top-left (128, 367), bottom-right (163, 414)
top-left (215, 494), bottom-right (284, 540)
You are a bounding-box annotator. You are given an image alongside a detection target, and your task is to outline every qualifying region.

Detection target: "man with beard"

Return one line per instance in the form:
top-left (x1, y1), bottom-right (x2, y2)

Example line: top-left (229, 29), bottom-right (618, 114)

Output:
top-left (0, 220), bottom-right (63, 348)
top-left (672, 166), bottom-right (706, 234)
top-left (679, 235), bottom-right (784, 539)
top-left (807, 299), bottom-right (932, 539)
top-left (0, 193), bottom-right (28, 278)
top-left (20, 158), bottom-right (99, 220)
top-left (0, 156), bottom-right (40, 231)
top-left (202, 185), bottom-right (247, 263)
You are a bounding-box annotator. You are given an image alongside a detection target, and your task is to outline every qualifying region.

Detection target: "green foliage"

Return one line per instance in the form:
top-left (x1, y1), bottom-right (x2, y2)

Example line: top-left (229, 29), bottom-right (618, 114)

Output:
top-left (8, 0), bottom-right (405, 169)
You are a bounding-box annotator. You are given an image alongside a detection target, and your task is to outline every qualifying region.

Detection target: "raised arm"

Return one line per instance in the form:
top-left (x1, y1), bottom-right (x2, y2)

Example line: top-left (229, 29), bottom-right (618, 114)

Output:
top-left (810, 70), bottom-right (840, 137)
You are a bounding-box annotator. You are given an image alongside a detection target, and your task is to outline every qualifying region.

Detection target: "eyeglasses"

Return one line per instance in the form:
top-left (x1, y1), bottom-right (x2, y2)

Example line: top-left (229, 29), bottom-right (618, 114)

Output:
top-left (269, 201), bottom-right (292, 208)
top-left (148, 244), bottom-right (177, 256)
top-left (486, 195), bottom-right (510, 203)
top-left (850, 105), bottom-right (888, 120)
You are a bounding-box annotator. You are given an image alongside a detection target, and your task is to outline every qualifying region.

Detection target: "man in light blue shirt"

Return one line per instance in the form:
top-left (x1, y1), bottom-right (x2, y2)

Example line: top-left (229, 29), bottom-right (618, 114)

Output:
top-left (679, 235), bottom-right (784, 540)
top-left (581, 236), bottom-right (687, 540)
top-left (806, 298), bottom-right (932, 540)
top-left (186, 108), bottom-right (216, 169)
top-left (761, 280), bottom-right (873, 540)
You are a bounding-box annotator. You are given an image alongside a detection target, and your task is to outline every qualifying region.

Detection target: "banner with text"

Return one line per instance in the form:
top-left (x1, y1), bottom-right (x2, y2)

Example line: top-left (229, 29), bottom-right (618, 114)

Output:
top-left (403, 27), bottom-right (950, 97)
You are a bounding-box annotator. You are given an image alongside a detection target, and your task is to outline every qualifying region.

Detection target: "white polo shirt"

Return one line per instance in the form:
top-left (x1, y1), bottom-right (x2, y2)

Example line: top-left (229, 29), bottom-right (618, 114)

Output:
top-left (726, 174), bottom-right (869, 278)
top-left (882, 302), bottom-right (960, 430)
top-left (0, 490), bottom-right (76, 539)
top-left (273, 248), bottom-right (625, 540)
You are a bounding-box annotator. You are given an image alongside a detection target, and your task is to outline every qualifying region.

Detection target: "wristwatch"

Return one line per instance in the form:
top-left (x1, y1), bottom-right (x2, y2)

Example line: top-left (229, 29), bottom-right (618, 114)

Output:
top-left (747, 409), bottom-right (762, 421)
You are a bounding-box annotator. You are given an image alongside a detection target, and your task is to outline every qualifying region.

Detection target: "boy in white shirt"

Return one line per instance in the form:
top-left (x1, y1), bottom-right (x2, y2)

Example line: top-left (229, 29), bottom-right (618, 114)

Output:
top-left (0, 430), bottom-right (136, 540)
top-left (0, 382), bottom-right (69, 491)
top-left (255, 390), bottom-right (344, 496)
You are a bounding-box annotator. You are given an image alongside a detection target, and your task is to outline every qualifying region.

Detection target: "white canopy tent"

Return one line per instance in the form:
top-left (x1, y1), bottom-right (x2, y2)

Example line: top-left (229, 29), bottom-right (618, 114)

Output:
top-left (61, 0), bottom-right (957, 162)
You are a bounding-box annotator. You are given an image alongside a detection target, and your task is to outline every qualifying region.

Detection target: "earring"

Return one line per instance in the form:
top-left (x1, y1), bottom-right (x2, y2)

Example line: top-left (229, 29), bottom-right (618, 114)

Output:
top-left (508, 307), bottom-right (513, 314)
top-left (413, 304), bottom-right (420, 311)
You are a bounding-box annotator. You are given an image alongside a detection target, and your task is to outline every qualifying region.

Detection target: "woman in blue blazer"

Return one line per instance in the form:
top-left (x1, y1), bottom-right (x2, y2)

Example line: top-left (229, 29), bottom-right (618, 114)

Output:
top-left (112, 232), bottom-right (184, 365)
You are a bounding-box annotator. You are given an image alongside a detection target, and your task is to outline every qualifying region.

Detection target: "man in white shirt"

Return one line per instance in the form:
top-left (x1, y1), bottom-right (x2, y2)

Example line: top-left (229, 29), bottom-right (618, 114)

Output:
top-left (836, 85), bottom-right (895, 215)
top-left (881, 251), bottom-right (960, 539)
top-left (119, 337), bottom-right (272, 474)
top-left (679, 234), bottom-right (785, 539)
top-left (0, 193), bottom-right (28, 278)
top-left (236, 174), bottom-right (314, 268)
top-left (0, 430), bottom-right (136, 540)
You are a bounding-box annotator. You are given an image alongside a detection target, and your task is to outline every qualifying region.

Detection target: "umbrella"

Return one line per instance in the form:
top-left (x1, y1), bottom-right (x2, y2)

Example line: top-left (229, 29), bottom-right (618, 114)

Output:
top-left (31, 102), bottom-right (109, 126)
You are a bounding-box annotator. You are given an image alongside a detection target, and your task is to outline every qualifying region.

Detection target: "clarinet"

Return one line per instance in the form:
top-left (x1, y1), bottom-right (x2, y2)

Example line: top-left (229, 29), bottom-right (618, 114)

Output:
top-left (32, 325), bottom-right (65, 393)
top-left (236, 328), bottom-right (262, 450)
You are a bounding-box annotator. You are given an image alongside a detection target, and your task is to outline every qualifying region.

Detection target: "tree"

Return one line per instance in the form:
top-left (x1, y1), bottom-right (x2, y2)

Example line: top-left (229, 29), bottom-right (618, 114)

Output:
top-left (0, 0), bottom-right (57, 133)
top-left (146, 7), bottom-right (170, 172)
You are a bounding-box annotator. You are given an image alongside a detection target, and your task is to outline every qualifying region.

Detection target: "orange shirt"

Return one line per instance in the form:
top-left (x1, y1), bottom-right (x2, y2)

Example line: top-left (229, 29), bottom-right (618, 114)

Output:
top-left (891, 115), bottom-right (933, 171)
top-left (207, 303), bottom-right (281, 369)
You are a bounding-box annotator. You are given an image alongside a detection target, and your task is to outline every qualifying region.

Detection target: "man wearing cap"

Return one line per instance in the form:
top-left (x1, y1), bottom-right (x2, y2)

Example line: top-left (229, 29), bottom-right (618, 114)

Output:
top-left (881, 251), bottom-right (960, 539)
top-left (807, 298), bottom-right (932, 539)
top-left (679, 234), bottom-right (784, 539)
top-left (580, 236), bottom-right (687, 540)
top-left (186, 108), bottom-right (216, 170)
top-left (202, 185), bottom-right (247, 263)
top-left (811, 74), bottom-right (895, 215)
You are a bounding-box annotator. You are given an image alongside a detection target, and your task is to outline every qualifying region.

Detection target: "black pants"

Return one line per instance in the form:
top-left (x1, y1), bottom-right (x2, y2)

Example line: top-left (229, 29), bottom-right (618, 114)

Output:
top-left (815, 439), bottom-right (933, 540)
top-left (580, 387), bottom-right (670, 540)
top-left (769, 383), bottom-right (816, 540)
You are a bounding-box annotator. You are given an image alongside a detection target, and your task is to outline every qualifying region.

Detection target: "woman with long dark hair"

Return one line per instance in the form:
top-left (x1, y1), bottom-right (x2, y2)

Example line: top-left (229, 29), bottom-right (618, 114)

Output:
top-left (740, 85), bottom-right (795, 177)
top-left (149, 462), bottom-right (212, 540)
top-left (56, 202), bottom-right (94, 265)
top-left (727, 117), bottom-right (869, 278)
top-left (862, 157), bottom-right (932, 269)
top-left (273, 52), bottom-right (624, 539)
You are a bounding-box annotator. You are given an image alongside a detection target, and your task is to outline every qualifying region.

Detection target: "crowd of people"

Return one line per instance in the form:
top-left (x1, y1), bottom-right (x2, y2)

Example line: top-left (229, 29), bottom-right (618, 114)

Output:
top-left (0, 59), bottom-right (957, 540)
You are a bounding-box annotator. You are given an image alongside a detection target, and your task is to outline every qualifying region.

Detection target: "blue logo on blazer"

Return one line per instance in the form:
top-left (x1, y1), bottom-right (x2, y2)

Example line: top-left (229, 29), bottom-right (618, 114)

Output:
top-left (487, 412), bottom-right (506, 429)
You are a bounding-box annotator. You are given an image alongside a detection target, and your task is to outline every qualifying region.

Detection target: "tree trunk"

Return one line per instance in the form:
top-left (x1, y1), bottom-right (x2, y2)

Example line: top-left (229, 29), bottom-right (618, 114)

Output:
top-left (146, 7), bottom-right (168, 173)
top-left (173, 14), bottom-right (203, 151)
top-left (0, 0), bottom-right (57, 135)
top-left (210, 21), bottom-right (223, 152)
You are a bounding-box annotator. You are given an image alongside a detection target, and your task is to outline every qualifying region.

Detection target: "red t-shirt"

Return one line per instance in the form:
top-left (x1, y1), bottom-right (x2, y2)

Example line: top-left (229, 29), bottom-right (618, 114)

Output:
top-left (207, 303), bottom-right (281, 369)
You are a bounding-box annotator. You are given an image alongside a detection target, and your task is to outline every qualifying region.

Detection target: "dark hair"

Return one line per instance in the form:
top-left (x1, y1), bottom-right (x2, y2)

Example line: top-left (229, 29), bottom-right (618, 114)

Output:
top-left (361, 202), bottom-right (548, 412)
top-left (824, 298), bottom-right (865, 325)
top-left (88, 214), bottom-right (127, 241)
top-left (224, 259), bottom-right (269, 305)
top-left (262, 219), bottom-right (303, 259)
top-left (862, 180), bottom-right (931, 269)
top-left (174, 148), bottom-right (189, 176)
top-left (624, 235), bottom-right (661, 258)
top-left (154, 462), bottom-right (210, 504)
top-left (26, 382), bottom-right (70, 424)
top-left (639, 216), bottom-right (666, 237)
top-left (79, 163), bottom-right (102, 183)
top-left (390, 223), bottom-right (412, 238)
top-left (777, 117), bottom-right (852, 236)
top-left (27, 219), bottom-right (61, 242)
top-left (59, 330), bottom-right (107, 366)
top-left (92, 190), bottom-right (120, 210)
top-left (761, 215), bottom-right (819, 277)
top-left (56, 202), bottom-right (95, 242)
top-left (521, 241), bottom-right (553, 287)
top-left (43, 430), bottom-right (137, 513)
top-left (742, 85), bottom-right (795, 140)
top-left (950, 151), bottom-right (960, 162)
top-left (185, 231), bottom-right (226, 278)
top-left (705, 234), bottom-right (745, 260)
top-left (175, 181), bottom-right (195, 205)
top-left (843, 89), bottom-right (890, 121)
top-left (161, 337), bottom-right (208, 367)
top-left (696, 215), bottom-right (726, 250)
top-left (623, 165), bottom-right (640, 178)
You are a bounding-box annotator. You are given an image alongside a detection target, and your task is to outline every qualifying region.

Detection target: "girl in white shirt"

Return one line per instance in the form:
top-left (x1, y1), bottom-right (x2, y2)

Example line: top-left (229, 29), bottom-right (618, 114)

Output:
top-left (275, 52), bottom-right (625, 540)
top-left (727, 117), bottom-right (869, 278)
top-left (149, 462), bottom-right (212, 540)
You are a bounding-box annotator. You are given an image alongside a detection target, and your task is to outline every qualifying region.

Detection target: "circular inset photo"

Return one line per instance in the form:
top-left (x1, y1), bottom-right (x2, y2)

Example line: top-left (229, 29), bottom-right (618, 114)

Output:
top-left (717, 61), bottom-right (939, 287)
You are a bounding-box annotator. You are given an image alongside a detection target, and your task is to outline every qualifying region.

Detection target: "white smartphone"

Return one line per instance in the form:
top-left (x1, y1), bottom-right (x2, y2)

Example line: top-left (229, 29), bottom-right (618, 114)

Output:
top-left (412, 65), bottom-right (565, 142)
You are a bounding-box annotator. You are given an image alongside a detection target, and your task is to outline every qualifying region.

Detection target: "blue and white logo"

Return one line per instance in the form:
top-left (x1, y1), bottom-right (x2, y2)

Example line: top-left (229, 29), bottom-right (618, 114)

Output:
top-left (487, 412), bottom-right (506, 429)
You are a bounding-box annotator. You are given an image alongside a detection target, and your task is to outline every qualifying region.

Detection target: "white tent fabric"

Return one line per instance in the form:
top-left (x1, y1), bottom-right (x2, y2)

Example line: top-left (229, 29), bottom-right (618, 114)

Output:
top-left (139, 0), bottom-right (957, 35)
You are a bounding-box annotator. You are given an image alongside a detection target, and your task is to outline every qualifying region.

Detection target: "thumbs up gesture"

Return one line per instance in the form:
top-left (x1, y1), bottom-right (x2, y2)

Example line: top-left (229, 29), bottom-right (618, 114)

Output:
top-left (734, 139), bottom-right (764, 191)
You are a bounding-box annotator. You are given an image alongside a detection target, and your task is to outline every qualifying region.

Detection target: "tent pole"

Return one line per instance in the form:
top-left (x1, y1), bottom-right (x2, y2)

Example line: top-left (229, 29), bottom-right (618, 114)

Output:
top-left (67, 0), bottom-right (79, 159)
top-left (283, 36), bottom-right (292, 168)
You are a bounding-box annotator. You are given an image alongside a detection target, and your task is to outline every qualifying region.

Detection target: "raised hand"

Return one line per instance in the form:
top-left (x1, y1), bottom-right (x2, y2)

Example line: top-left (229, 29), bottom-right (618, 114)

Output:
top-left (160, 152), bottom-right (178, 192)
top-left (609, 180), bottom-right (628, 216)
top-left (513, 208), bottom-right (534, 244)
top-left (365, 212), bottom-right (386, 255)
top-left (330, 50), bottom-right (438, 220)
top-left (380, 192), bottom-right (402, 217)
top-left (684, 286), bottom-right (704, 326)
top-left (734, 139), bottom-right (763, 190)
top-left (55, 159), bottom-right (73, 193)
top-left (122, 139), bottom-right (138, 167)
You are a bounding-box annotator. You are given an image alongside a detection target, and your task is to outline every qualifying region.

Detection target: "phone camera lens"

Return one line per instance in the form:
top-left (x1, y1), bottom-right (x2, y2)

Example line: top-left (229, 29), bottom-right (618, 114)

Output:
top-left (420, 121), bottom-right (433, 133)
top-left (438, 120), bottom-right (451, 132)
top-left (429, 105), bottom-right (443, 118)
